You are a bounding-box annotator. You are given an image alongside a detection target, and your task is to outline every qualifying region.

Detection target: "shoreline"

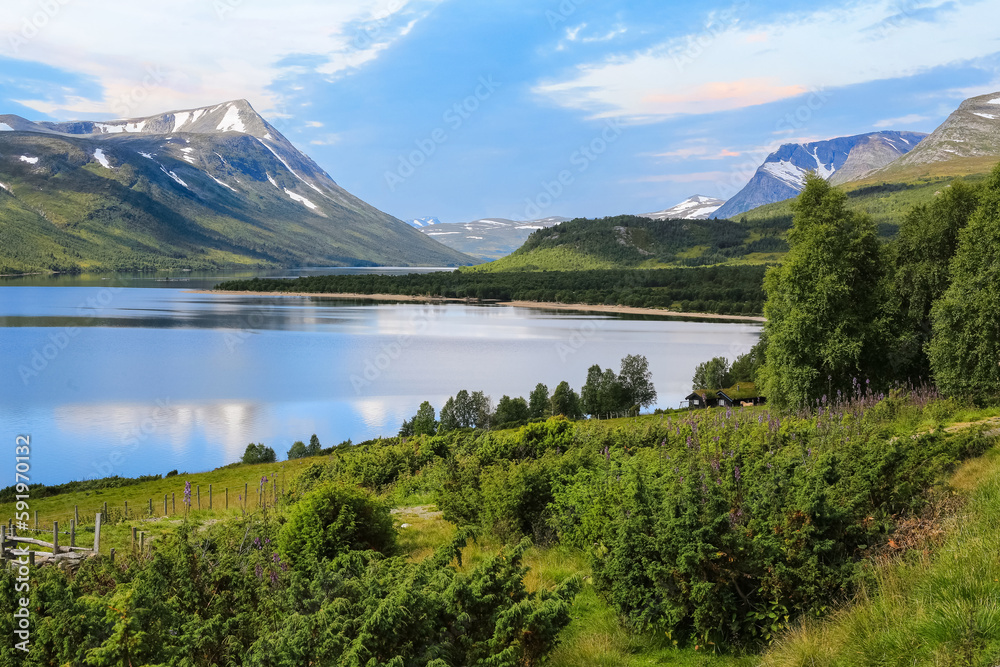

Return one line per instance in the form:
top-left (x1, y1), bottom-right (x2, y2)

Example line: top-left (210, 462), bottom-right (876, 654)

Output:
top-left (193, 289), bottom-right (766, 322)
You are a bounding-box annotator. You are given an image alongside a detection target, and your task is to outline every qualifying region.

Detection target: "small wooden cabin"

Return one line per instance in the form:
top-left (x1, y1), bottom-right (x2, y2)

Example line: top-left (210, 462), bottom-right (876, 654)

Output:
top-left (686, 382), bottom-right (765, 409)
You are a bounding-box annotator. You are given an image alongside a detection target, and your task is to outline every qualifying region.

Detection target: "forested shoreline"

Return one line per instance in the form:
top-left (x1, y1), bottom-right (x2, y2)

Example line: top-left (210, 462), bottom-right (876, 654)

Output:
top-left (216, 264), bottom-right (769, 315)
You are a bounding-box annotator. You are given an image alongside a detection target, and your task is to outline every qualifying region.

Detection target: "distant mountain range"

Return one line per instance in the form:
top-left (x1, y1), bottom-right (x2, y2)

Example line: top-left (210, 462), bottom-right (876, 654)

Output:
top-left (412, 216), bottom-right (568, 261)
top-left (409, 217), bottom-right (441, 228)
top-left (639, 195), bottom-right (725, 220)
top-left (0, 100), bottom-right (473, 273)
top-left (713, 131), bottom-right (926, 219)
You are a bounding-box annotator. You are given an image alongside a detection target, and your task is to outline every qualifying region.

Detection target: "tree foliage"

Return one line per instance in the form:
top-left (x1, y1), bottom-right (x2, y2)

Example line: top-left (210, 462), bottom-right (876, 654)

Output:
top-left (242, 442), bottom-right (276, 464)
top-left (928, 165), bottom-right (1000, 402)
top-left (759, 174), bottom-right (886, 407)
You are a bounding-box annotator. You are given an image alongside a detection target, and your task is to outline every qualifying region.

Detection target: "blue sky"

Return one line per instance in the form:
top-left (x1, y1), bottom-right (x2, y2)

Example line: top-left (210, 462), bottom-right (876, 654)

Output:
top-left (2, 0), bottom-right (1000, 223)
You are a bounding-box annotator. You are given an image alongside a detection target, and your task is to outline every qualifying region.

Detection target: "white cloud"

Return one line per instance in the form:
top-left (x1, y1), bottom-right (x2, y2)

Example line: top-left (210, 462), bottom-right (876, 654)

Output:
top-left (536, 0), bottom-right (1000, 120)
top-left (305, 121), bottom-right (325, 128)
top-left (0, 0), bottom-right (442, 119)
top-left (873, 113), bottom-right (931, 128)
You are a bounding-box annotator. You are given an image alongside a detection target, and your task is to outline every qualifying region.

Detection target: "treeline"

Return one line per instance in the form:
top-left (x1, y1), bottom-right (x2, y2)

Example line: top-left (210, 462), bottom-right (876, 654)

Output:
top-left (695, 166), bottom-right (1000, 406)
top-left (400, 355), bottom-right (658, 436)
top-left (217, 264), bottom-right (768, 315)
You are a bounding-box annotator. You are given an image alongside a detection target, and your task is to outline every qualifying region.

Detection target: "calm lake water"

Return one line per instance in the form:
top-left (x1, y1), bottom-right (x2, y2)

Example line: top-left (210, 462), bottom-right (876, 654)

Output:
top-left (0, 270), bottom-right (760, 484)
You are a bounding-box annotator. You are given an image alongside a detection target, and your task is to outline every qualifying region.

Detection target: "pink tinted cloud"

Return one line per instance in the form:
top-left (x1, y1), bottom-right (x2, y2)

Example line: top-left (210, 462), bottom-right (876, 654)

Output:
top-left (641, 78), bottom-right (808, 115)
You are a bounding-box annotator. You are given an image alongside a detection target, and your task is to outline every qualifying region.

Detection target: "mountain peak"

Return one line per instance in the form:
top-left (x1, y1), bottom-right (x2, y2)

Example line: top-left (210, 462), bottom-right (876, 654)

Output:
top-left (640, 195), bottom-right (725, 220)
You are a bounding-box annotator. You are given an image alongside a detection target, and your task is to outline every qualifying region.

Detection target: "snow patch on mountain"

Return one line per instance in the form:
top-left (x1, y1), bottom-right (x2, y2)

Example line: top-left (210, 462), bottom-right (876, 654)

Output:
top-left (19, 156), bottom-right (38, 164)
top-left (974, 112), bottom-right (997, 120)
top-left (267, 174), bottom-right (279, 188)
top-left (212, 176), bottom-right (237, 192)
top-left (285, 189), bottom-right (318, 210)
top-left (0, 123), bottom-right (13, 132)
top-left (640, 195), bottom-right (725, 220)
top-left (159, 166), bottom-right (188, 188)
top-left (93, 149), bottom-right (111, 169)
top-left (217, 104), bottom-right (245, 133)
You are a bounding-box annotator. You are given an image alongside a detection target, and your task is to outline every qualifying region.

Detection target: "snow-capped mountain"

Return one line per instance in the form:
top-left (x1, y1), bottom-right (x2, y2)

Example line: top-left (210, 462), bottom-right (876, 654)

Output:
top-left (408, 217), bottom-right (441, 228)
top-left (874, 91), bottom-right (1000, 174)
top-left (714, 131), bottom-right (926, 219)
top-left (639, 195), bottom-right (725, 220)
top-left (0, 100), bottom-right (473, 271)
top-left (417, 216), bottom-right (569, 261)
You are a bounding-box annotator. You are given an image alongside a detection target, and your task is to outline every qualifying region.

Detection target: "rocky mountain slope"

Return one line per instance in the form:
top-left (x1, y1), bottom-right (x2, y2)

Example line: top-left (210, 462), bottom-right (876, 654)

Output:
top-left (639, 195), bottom-right (725, 220)
top-left (714, 131), bottom-right (925, 219)
top-left (870, 91), bottom-right (1000, 178)
top-left (0, 100), bottom-right (473, 273)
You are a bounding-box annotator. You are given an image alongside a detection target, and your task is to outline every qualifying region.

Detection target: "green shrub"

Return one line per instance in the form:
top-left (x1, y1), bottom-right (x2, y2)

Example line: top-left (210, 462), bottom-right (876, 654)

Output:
top-left (278, 483), bottom-right (396, 566)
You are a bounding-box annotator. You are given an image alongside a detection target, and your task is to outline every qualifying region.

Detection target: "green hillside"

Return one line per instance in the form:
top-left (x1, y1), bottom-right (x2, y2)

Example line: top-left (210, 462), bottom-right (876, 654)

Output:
top-left (0, 109), bottom-right (475, 274)
top-left (739, 169), bottom-right (992, 236)
top-left (472, 214), bottom-right (788, 272)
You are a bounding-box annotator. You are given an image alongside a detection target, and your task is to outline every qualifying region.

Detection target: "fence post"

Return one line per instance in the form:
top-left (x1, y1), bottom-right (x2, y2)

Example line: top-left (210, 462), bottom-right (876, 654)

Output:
top-left (244, 483), bottom-right (248, 509)
top-left (34, 510), bottom-right (38, 530)
top-left (209, 484), bottom-right (212, 510)
top-left (139, 532), bottom-right (145, 554)
top-left (131, 527), bottom-right (137, 553)
top-left (226, 487), bottom-right (229, 510)
top-left (70, 520), bottom-right (76, 548)
top-left (197, 485), bottom-right (201, 509)
top-left (148, 498), bottom-right (152, 516)
top-left (109, 548), bottom-right (115, 564)
top-left (103, 501), bottom-right (108, 517)
top-left (93, 513), bottom-right (102, 554)
top-left (28, 550), bottom-right (35, 567)
top-left (75, 505), bottom-right (79, 526)
top-left (53, 521), bottom-right (59, 555)
top-left (1, 525), bottom-right (6, 566)
top-left (124, 501), bottom-right (128, 518)
top-left (172, 492), bottom-right (175, 514)
top-left (164, 495), bottom-right (168, 516)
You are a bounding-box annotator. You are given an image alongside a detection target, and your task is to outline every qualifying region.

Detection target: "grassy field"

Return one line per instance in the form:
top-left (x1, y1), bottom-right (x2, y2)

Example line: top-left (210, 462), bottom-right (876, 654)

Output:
top-left (0, 457), bottom-right (321, 555)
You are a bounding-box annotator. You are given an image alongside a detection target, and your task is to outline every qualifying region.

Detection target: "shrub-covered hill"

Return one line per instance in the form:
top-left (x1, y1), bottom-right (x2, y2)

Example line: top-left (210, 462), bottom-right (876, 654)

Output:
top-left (4, 387), bottom-right (997, 664)
top-left (469, 214), bottom-right (789, 272)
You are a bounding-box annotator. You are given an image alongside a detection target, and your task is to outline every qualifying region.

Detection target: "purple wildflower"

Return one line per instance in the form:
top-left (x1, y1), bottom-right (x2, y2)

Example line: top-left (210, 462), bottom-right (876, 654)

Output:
top-left (734, 465), bottom-right (741, 482)
top-left (255, 564), bottom-right (263, 579)
top-left (184, 481), bottom-right (192, 507)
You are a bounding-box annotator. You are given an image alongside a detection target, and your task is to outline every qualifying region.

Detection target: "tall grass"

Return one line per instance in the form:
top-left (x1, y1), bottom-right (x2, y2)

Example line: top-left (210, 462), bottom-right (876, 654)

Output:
top-left (763, 448), bottom-right (1000, 666)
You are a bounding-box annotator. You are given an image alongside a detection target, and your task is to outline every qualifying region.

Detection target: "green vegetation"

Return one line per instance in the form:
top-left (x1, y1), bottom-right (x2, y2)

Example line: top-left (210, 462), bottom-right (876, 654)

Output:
top-left (740, 173), bottom-right (992, 238)
top-left (928, 167), bottom-right (1000, 403)
top-left (474, 214), bottom-right (788, 271)
top-left (0, 132), bottom-right (472, 274)
top-left (241, 442), bottom-right (277, 464)
top-left (216, 264), bottom-right (769, 315)
top-left (760, 174), bottom-right (887, 408)
top-left (763, 444), bottom-right (1000, 666)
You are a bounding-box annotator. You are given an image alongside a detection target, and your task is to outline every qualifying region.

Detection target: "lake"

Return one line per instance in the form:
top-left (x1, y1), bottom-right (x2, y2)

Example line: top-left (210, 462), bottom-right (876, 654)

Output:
top-left (0, 271), bottom-right (761, 485)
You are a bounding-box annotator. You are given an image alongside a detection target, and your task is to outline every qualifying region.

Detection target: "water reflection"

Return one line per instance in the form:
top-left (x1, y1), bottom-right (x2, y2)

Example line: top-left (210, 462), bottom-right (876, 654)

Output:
top-left (1, 284), bottom-right (761, 484)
